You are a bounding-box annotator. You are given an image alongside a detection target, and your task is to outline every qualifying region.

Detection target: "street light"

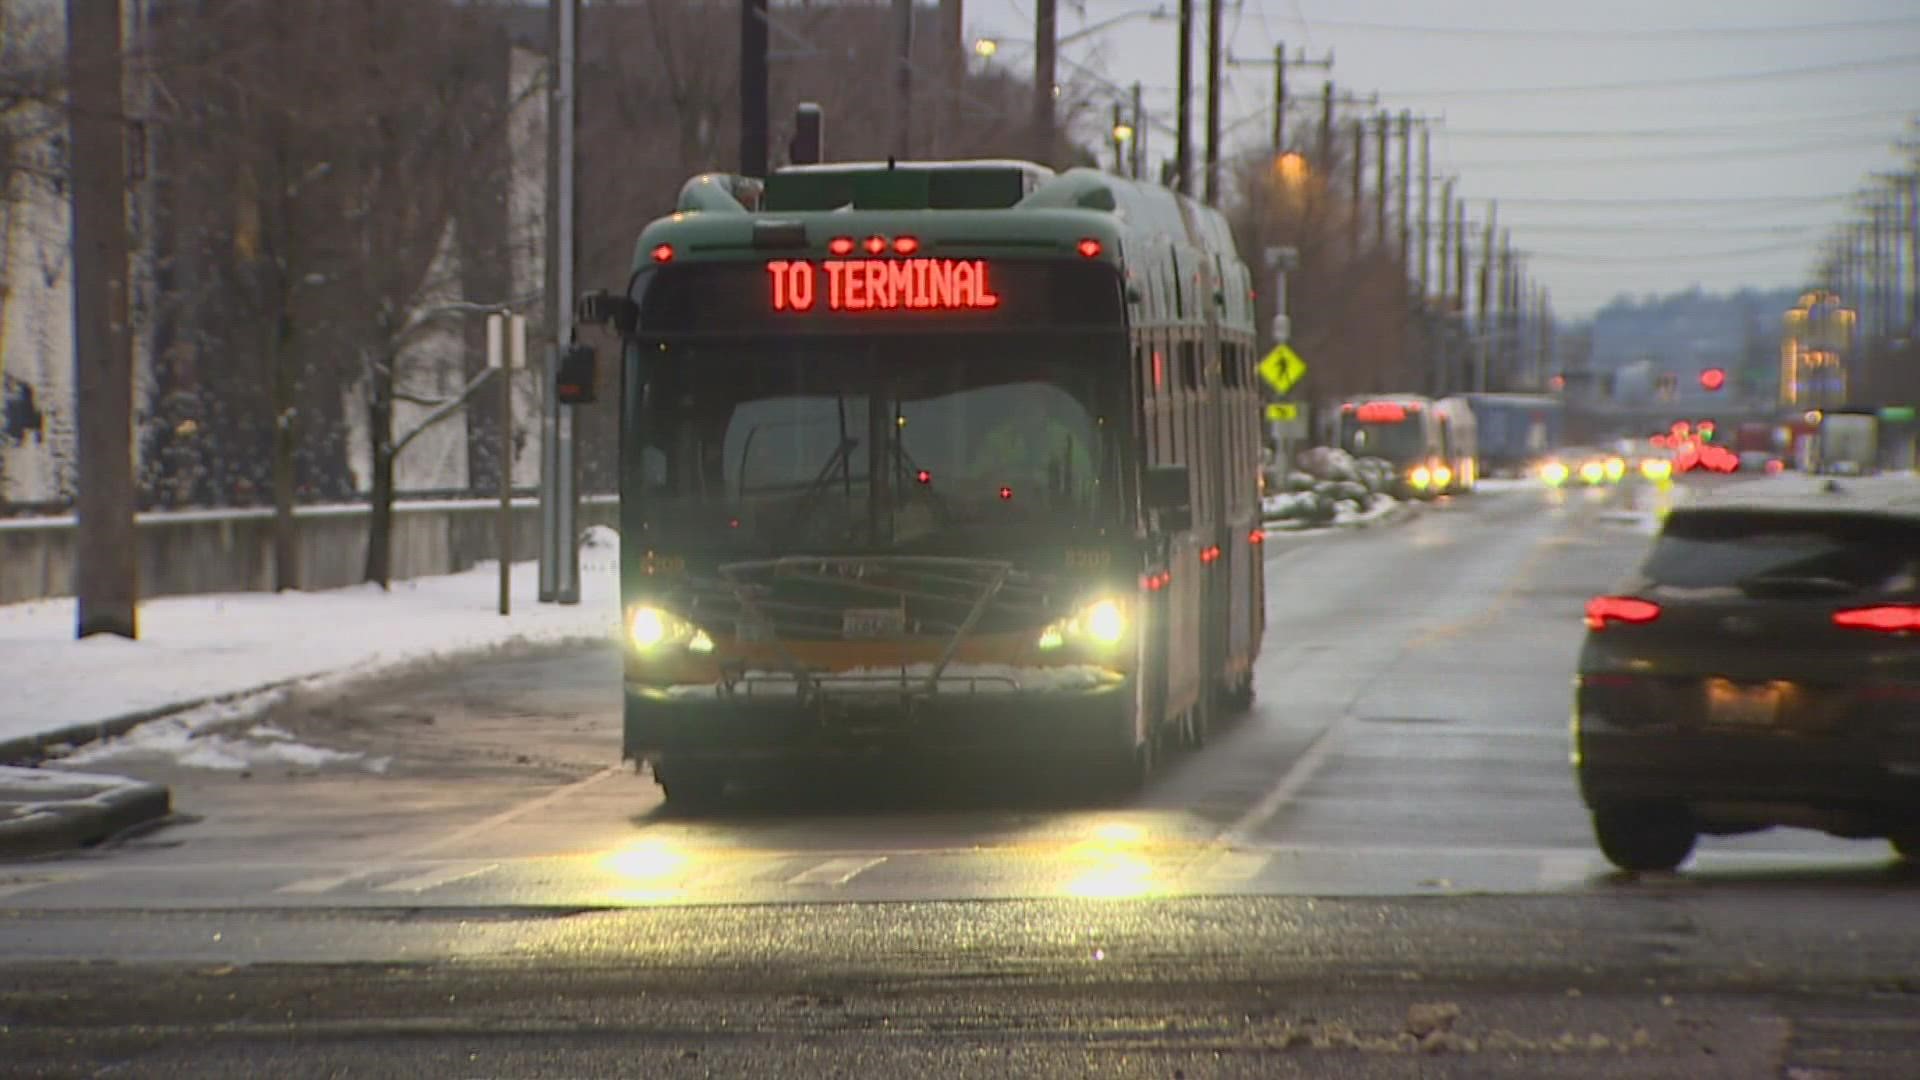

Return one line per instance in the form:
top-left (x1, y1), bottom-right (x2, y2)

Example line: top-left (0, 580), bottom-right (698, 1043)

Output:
top-left (1273, 151), bottom-right (1308, 187)
top-left (973, 37), bottom-right (998, 59)
top-left (1112, 121), bottom-right (1135, 144)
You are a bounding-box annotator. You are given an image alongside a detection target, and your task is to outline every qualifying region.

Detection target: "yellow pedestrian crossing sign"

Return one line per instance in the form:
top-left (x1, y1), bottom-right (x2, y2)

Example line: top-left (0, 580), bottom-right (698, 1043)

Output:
top-left (1258, 344), bottom-right (1307, 395)
top-left (1264, 402), bottom-right (1300, 422)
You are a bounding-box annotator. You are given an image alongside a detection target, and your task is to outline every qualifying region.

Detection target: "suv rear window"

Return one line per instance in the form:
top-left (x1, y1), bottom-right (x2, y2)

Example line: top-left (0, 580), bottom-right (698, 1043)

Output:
top-left (1641, 509), bottom-right (1920, 597)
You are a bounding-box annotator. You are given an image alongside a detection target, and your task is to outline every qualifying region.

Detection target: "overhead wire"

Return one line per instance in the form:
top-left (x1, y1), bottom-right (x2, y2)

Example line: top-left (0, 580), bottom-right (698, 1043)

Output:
top-left (1380, 52), bottom-right (1920, 100)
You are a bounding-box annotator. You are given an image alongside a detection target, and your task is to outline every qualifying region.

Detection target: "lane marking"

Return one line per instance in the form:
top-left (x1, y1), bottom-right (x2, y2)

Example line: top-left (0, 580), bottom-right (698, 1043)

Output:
top-left (1536, 852), bottom-right (1597, 887)
top-left (0, 871), bottom-right (97, 900)
top-left (376, 863), bottom-right (500, 893)
top-left (1214, 719), bottom-right (1346, 850)
top-left (785, 856), bottom-right (887, 886)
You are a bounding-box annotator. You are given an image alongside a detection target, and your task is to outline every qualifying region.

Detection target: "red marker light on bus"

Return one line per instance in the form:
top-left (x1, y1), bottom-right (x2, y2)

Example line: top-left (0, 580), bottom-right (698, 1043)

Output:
top-left (864, 235), bottom-right (887, 255)
top-left (651, 243), bottom-right (674, 263)
top-left (828, 236), bottom-right (855, 256)
top-left (999, 485), bottom-right (1013, 501)
top-left (916, 470), bottom-right (932, 485)
top-left (1077, 238), bottom-right (1102, 258)
top-left (893, 235), bottom-right (920, 255)
top-left (1248, 529), bottom-right (1264, 545)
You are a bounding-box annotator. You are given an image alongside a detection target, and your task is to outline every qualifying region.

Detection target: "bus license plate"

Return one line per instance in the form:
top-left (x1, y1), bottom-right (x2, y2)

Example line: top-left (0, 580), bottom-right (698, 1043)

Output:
top-left (1706, 679), bottom-right (1781, 728)
top-left (842, 608), bottom-right (905, 639)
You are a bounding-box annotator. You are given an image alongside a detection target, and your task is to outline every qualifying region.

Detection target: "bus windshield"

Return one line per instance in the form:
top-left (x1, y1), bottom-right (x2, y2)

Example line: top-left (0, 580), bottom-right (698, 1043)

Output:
top-left (1339, 417), bottom-right (1430, 464)
top-left (629, 334), bottom-right (1126, 554)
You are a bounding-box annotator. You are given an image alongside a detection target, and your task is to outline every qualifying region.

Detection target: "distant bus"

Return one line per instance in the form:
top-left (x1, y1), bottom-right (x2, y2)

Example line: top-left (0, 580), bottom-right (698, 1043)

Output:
top-left (1461, 393), bottom-right (1562, 477)
top-left (1336, 394), bottom-right (1476, 498)
top-left (572, 160), bottom-right (1264, 808)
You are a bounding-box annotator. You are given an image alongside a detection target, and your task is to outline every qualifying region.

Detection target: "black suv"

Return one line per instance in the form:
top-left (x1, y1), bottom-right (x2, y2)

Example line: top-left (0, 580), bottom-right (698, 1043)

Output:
top-left (1574, 491), bottom-right (1920, 871)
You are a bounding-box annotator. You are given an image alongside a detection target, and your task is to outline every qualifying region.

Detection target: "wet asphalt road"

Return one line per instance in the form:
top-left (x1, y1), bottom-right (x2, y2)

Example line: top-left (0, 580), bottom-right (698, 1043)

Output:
top-left (5, 479), bottom-right (1918, 1077)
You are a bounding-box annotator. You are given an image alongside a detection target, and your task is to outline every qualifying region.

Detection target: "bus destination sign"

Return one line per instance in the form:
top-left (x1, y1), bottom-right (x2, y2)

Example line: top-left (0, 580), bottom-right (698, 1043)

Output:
top-left (766, 259), bottom-right (1000, 314)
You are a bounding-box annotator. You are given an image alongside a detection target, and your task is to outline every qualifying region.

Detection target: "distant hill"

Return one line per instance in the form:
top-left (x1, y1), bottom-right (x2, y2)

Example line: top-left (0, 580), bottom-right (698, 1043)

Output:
top-left (1577, 286), bottom-right (1804, 406)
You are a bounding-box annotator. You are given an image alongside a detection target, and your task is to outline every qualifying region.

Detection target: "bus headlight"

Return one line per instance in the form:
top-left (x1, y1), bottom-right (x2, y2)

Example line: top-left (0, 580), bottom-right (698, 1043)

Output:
top-left (1432, 464), bottom-right (1453, 489)
top-left (1579, 461), bottom-right (1606, 485)
top-left (1604, 456), bottom-right (1626, 482)
top-left (1639, 458), bottom-right (1672, 481)
top-left (1409, 465), bottom-right (1432, 490)
top-left (626, 604), bottom-right (714, 654)
top-left (1038, 597), bottom-right (1129, 650)
top-left (1541, 460), bottom-right (1569, 486)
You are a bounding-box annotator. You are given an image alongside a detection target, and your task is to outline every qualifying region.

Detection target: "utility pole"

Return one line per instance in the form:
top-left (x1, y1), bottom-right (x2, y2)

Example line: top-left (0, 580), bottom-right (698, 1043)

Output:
top-left (1350, 117), bottom-right (1364, 252)
top-left (893, 0), bottom-right (914, 158)
top-left (1396, 110), bottom-right (1411, 271)
top-left (1418, 126), bottom-right (1432, 299)
top-left (1437, 178), bottom-right (1453, 305)
top-left (1497, 229), bottom-right (1514, 389)
top-left (939, 0), bottom-right (963, 155)
top-left (1175, 0), bottom-right (1192, 194)
top-left (69, 0), bottom-right (137, 639)
top-left (1477, 201), bottom-right (1495, 393)
top-left (1131, 83), bottom-right (1144, 179)
top-left (1454, 198), bottom-right (1468, 320)
top-left (1318, 81), bottom-right (1334, 167)
top-left (1033, 0), bottom-right (1056, 165)
top-left (1374, 111), bottom-right (1388, 246)
top-left (1271, 43), bottom-right (1285, 157)
top-left (542, 0), bottom-right (582, 604)
top-left (1907, 174), bottom-right (1919, 333)
top-left (1204, 0), bottom-right (1221, 203)
top-left (740, 0), bottom-right (768, 175)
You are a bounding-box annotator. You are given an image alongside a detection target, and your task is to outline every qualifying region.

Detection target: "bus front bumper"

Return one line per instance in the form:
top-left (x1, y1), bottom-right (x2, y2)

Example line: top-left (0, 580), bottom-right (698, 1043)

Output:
top-left (623, 677), bottom-right (1135, 766)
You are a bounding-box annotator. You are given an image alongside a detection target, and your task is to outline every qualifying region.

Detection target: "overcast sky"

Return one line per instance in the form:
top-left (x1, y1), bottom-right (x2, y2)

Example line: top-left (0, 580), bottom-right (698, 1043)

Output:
top-left (963, 0), bottom-right (1920, 318)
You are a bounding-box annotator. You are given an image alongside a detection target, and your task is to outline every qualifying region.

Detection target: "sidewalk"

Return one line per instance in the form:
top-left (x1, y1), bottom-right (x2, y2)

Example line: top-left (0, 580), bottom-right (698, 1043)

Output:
top-left (1, 529), bottom-right (622, 764)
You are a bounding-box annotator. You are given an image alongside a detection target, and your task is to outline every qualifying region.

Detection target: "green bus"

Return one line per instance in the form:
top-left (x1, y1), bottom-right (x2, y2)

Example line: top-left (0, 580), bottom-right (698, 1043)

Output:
top-left (573, 159), bottom-right (1263, 809)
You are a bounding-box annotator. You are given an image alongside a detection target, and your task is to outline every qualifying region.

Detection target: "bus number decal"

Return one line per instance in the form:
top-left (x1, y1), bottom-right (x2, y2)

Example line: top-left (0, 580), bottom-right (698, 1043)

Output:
top-left (1064, 548), bottom-right (1111, 570)
top-left (642, 553), bottom-right (685, 576)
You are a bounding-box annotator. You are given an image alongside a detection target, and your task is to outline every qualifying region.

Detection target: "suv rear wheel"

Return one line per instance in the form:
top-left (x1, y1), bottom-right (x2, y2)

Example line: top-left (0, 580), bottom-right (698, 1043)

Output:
top-left (1592, 805), bottom-right (1696, 873)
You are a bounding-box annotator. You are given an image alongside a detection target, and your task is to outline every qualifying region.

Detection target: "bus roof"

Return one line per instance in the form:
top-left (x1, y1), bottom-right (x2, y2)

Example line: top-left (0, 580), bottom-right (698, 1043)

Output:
top-left (629, 161), bottom-right (1252, 332)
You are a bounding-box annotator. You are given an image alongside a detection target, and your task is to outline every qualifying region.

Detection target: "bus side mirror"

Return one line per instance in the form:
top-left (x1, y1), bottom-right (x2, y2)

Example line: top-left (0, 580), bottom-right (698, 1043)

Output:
top-left (556, 343), bottom-right (597, 405)
top-left (1144, 464), bottom-right (1190, 511)
top-left (577, 290), bottom-right (638, 336)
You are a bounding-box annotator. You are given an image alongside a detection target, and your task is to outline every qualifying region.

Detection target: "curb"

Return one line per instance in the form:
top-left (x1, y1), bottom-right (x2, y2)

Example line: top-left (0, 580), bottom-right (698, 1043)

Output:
top-left (1262, 497), bottom-right (1421, 541)
top-left (0, 776), bottom-right (173, 860)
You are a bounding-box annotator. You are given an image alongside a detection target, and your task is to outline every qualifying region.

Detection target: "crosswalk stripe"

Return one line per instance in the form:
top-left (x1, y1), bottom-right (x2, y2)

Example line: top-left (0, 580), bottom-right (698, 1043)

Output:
top-left (785, 856), bottom-right (886, 886)
top-left (0, 871), bottom-right (96, 900)
top-left (376, 863), bottom-right (499, 893)
top-left (275, 872), bottom-right (367, 895)
top-left (1197, 851), bottom-right (1271, 885)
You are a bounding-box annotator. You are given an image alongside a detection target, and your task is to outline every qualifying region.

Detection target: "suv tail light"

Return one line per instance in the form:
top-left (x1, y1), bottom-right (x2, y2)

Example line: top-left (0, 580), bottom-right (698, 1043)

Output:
top-left (1584, 596), bottom-right (1661, 630)
top-left (1832, 604), bottom-right (1920, 632)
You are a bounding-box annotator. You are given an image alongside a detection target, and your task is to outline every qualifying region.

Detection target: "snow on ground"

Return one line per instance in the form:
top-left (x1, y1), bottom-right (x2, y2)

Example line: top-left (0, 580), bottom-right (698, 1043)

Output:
top-left (1471, 477), bottom-right (1542, 493)
top-left (2, 527), bottom-right (623, 753)
top-left (1264, 494), bottom-right (1403, 533)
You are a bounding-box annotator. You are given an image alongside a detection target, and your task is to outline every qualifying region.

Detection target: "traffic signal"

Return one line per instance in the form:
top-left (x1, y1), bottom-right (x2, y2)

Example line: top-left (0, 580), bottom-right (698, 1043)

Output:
top-left (1700, 367), bottom-right (1727, 392)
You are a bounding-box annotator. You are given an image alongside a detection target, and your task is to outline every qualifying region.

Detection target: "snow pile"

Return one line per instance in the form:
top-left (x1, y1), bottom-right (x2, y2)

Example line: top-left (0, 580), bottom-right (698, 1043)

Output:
top-left (2, 538), bottom-right (622, 753)
top-left (1263, 448), bottom-right (1399, 526)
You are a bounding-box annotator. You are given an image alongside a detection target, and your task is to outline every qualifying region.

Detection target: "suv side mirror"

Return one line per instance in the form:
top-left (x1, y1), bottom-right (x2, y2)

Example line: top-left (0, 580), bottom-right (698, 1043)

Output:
top-left (1144, 464), bottom-right (1190, 511)
top-left (556, 343), bottom-right (598, 405)
top-left (577, 290), bottom-right (638, 336)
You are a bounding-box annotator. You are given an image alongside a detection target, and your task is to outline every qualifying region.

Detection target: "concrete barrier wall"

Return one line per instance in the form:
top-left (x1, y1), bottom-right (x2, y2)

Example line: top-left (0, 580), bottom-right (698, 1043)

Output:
top-left (0, 497), bottom-right (618, 605)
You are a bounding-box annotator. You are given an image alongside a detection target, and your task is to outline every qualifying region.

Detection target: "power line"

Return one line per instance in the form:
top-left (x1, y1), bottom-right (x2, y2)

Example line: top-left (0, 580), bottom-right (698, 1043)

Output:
top-left (1487, 194), bottom-right (1854, 207)
top-left (1380, 52), bottom-right (1920, 99)
top-left (1443, 108), bottom-right (1917, 140)
top-left (1520, 238), bottom-right (1822, 263)
top-left (1503, 222), bottom-right (1831, 236)
top-left (1449, 132), bottom-right (1914, 169)
top-left (1259, 13), bottom-right (1920, 41)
